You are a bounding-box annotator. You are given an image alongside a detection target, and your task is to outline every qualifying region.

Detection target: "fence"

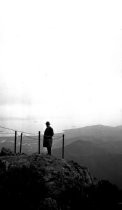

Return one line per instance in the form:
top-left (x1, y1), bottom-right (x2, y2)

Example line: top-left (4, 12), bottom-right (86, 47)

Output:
top-left (0, 125), bottom-right (65, 159)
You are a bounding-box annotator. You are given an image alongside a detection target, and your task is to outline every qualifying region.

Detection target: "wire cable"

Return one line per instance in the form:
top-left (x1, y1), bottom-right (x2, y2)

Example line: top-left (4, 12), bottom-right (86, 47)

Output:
top-left (0, 125), bottom-right (37, 136)
top-left (0, 124), bottom-right (63, 141)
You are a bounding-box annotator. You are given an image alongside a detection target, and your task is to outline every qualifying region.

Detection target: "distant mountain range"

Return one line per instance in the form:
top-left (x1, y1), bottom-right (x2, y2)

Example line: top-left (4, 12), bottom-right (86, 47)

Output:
top-left (53, 125), bottom-right (122, 188)
top-left (53, 125), bottom-right (122, 153)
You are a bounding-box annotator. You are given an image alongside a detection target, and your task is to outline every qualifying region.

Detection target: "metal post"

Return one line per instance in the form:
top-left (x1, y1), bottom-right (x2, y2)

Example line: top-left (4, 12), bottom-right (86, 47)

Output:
top-left (62, 134), bottom-right (64, 159)
top-left (14, 131), bottom-right (17, 154)
top-left (20, 133), bottom-right (23, 154)
top-left (38, 131), bottom-right (41, 154)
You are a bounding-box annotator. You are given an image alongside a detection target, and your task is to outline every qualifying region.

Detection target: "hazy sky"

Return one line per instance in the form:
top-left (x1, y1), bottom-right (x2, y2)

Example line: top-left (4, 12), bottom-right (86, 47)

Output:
top-left (0, 0), bottom-right (122, 131)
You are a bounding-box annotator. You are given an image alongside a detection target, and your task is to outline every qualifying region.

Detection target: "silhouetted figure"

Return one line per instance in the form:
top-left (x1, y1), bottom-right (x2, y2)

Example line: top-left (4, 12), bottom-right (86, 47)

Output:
top-left (43, 122), bottom-right (54, 155)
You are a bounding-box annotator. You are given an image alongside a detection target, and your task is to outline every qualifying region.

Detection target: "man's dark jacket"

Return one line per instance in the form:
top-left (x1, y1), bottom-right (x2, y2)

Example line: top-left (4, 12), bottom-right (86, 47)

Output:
top-left (43, 126), bottom-right (54, 148)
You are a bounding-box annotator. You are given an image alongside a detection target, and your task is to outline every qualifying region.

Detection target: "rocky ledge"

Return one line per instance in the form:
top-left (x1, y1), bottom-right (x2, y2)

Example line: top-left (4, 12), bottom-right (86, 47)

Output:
top-left (0, 153), bottom-right (120, 210)
top-left (0, 153), bottom-right (94, 210)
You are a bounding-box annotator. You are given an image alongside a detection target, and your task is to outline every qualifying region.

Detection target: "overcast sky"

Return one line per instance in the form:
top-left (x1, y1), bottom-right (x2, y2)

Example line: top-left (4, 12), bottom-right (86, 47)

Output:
top-left (0, 0), bottom-right (122, 131)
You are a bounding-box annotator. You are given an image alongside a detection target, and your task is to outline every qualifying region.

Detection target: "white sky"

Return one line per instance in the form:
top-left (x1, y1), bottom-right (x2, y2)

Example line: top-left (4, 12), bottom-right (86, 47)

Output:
top-left (0, 0), bottom-right (122, 131)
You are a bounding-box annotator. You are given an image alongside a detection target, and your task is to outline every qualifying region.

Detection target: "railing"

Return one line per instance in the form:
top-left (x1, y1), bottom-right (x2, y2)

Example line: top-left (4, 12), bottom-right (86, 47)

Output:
top-left (0, 125), bottom-right (65, 158)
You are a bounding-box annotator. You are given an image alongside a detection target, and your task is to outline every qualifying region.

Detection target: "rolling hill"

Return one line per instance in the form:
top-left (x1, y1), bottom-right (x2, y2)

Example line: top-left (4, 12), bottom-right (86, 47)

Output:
top-left (53, 139), bottom-right (122, 188)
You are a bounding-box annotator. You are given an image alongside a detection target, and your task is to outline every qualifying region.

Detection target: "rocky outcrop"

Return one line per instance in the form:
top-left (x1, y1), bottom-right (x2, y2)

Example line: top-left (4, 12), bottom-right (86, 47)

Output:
top-left (0, 154), bottom-right (93, 210)
top-left (0, 153), bottom-right (120, 210)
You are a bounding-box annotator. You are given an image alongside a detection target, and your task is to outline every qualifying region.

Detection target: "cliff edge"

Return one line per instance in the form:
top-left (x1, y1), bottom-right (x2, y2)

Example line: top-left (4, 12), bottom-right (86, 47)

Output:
top-left (0, 153), bottom-right (93, 210)
top-left (0, 153), bottom-right (120, 210)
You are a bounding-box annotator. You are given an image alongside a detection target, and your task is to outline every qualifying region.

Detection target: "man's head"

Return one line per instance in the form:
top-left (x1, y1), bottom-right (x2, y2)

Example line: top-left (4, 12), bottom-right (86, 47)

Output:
top-left (46, 121), bottom-right (50, 127)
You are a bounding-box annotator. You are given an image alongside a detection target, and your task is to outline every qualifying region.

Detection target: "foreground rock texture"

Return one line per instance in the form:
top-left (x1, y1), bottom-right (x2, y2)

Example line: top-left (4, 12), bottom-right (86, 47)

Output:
top-left (0, 153), bottom-right (120, 210)
top-left (0, 154), bottom-right (93, 210)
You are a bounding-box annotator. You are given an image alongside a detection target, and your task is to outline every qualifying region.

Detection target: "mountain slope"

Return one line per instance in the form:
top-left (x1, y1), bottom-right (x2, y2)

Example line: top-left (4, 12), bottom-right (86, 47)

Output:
top-left (53, 125), bottom-right (122, 155)
top-left (53, 140), bottom-right (122, 188)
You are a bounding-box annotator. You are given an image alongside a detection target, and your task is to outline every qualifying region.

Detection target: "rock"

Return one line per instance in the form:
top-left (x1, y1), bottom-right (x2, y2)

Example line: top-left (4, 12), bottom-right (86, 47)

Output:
top-left (0, 153), bottom-right (94, 210)
top-left (0, 153), bottom-right (120, 210)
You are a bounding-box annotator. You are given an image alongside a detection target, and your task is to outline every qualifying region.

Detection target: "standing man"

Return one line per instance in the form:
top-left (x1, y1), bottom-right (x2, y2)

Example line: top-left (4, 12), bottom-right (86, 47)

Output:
top-left (43, 121), bottom-right (54, 155)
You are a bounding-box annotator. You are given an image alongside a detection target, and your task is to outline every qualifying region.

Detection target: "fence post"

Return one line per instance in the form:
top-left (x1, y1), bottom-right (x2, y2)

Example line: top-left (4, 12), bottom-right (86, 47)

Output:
top-left (62, 134), bottom-right (64, 159)
top-left (38, 131), bottom-right (41, 154)
top-left (20, 133), bottom-right (23, 154)
top-left (14, 131), bottom-right (17, 154)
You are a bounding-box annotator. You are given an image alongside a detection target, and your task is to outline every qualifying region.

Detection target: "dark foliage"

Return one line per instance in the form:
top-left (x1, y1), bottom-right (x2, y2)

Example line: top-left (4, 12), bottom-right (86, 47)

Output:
top-left (87, 180), bottom-right (121, 210)
top-left (0, 147), bottom-right (14, 156)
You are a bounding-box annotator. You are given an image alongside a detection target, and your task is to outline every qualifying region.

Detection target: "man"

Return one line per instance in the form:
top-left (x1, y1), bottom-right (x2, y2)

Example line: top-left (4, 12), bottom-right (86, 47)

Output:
top-left (43, 121), bottom-right (54, 155)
